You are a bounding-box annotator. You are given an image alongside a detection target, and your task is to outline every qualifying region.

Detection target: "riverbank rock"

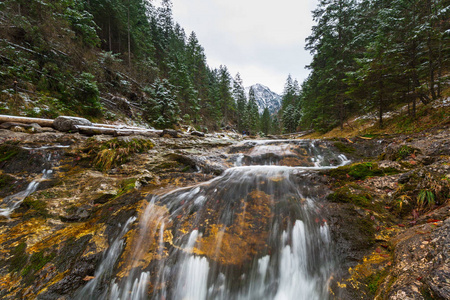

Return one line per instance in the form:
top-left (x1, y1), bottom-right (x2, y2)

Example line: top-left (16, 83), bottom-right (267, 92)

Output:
top-left (53, 116), bottom-right (92, 132)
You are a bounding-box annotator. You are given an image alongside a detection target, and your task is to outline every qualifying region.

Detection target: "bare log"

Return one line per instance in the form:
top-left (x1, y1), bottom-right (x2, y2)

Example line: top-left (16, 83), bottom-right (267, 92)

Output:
top-left (75, 125), bottom-right (162, 137)
top-left (0, 115), bottom-right (54, 127)
top-left (74, 125), bottom-right (116, 135)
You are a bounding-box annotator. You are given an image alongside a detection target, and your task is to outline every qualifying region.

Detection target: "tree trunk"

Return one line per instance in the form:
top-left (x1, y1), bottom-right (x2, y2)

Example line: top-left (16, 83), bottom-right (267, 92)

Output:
top-left (108, 16), bottom-right (112, 52)
top-left (378, 78), bottom-right (384, 129)
top-left (127, 0), bottom-right (131, 67)
top-left (0, 115), bottom-right (54, 127)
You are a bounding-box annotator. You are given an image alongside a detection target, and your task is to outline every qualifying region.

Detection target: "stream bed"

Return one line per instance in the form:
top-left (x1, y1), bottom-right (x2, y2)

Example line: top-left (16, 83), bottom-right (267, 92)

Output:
top-left (75, 140), bottom-right (350, 299)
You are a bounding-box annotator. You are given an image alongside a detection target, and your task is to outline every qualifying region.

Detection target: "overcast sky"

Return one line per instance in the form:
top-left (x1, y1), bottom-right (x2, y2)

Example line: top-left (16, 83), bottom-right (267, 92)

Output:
top-left (171, 0), bottom-right (318, 94)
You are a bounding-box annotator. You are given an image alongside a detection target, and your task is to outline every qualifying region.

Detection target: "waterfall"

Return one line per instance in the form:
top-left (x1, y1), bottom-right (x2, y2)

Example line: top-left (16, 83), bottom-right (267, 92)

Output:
top-left (0, 145), bottom-right (64, 218)
top-left (76, 140), bottom-right (349, 299)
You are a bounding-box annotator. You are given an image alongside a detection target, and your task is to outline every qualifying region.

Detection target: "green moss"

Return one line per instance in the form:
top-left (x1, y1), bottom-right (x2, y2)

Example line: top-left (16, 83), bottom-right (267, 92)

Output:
top-left (357, 217), bottom-right (376, 245)
top-left (327, 162), bottom-right (400, 182)
top-left (115, 178), bottom-right (137, 198)
top-left (0, 144), bottom-right (20, 162)
top-left (23, 198), bottom-right (50, 217)
top-left (22, 251), bottom-right (55, 277)
top-left (365, 269), bottom-right (388, 295)
top-left (0, 173), bottom-right (14, 189)
top-left (334, 142), bottom-right (355, 154)
top-left (9, 242), bottom-right (28, 273)
top-left (327, 186), bottom-right (372, 207)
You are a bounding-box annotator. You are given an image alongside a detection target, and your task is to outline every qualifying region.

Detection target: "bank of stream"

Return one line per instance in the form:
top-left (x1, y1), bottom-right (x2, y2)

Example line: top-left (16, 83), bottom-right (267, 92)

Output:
top-left (0, 126), bottom-right (449, 299)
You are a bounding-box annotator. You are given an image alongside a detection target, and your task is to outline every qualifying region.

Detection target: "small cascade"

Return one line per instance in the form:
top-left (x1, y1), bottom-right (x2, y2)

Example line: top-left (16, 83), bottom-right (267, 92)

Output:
top-left (0, 145), bottom-right (64, 218)
top-left (76, 140), bottom-right (349, 299)
top-left (0, 169), bottom-right (52, 218)
top-left (75, 216), bottom-right (137, 300)
top-left (230, 139), bottom-right (350, 167)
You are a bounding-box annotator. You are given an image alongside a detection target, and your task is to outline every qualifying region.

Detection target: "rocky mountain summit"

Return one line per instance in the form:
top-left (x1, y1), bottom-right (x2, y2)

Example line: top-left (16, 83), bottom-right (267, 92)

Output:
top-left (245, 84), bottom-right (282, 114)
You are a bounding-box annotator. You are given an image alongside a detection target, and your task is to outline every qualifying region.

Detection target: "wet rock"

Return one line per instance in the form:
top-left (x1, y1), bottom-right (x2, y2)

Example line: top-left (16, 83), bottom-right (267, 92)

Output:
top-left (385, 216), bottom-right (450, 299)
top-left (167, 152), bottom-right (227, 175)
top-left (398, 171), bottom-right (414, 184)
top-left (160, 129), bottom-right (182, 138)
top-left (53, 116), bottom-right (92, 132)
top-left (190, 130), bottom-right (205, 137)
top-left (11, 125), bottom-right (26, 132)
top-left (0, 144), bottom-right (50, 174)
top-left (0, 122), bottom-right (28, 130)
top-left (61, 207), bottom-right (91, 222)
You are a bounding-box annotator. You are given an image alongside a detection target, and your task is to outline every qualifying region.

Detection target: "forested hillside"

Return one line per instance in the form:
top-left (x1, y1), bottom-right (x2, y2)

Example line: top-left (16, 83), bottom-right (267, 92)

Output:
top-left (1, 0), bottom-right (448, 135)
top-left (0, 0), bottom-right (241, 130)
top-left (278, 0), bottom-right (449, 133)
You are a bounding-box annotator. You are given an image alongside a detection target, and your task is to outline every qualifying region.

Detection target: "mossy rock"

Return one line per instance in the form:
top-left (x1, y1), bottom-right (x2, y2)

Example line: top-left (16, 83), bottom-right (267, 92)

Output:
top-left (334, 141), bottom-right (356, 154)
top-left (22, 197), bottom-right (51, 218)
top-left (0, 144), bottom-right (49, 174)
top-left (326, 162), bottom-right (400, 182)
top-left (382, 144), bottom-right (421, 161)
top-left (0, 144), bottom-right (21, 163)
top-left (327, 186), bottom-right (373, 208)
top-left (0, 173), bottom-right (15, 195)
top-left (8, 242), bottom-right (28, 274)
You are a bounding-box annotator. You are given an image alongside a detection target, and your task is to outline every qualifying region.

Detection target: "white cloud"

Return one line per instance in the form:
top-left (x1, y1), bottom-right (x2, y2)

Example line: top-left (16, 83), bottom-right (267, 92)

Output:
top-left (171, 0), bottom-right (318, 93)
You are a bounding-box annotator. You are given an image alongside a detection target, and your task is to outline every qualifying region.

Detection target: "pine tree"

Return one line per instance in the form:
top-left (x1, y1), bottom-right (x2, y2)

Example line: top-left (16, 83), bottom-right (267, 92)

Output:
top-left (144, 78), bottom-right (180, 129)
top-left (218, 65), bottom-right (234, 125)
top-left (260, 108), bottom-right (271, 136)
top-left (246, 87), bottom-right (260, 134)
top-left (233, 73), bottom-right (247, 132)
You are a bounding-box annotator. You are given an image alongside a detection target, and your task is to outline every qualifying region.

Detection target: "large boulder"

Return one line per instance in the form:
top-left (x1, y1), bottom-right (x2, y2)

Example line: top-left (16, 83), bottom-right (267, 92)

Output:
top-left (53, 116), bottom-right (92, 132)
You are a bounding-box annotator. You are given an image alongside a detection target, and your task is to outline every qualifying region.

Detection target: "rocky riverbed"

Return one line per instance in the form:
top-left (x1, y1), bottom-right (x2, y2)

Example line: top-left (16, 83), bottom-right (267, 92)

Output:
top-left (0, 125), bottom-right (448, 299)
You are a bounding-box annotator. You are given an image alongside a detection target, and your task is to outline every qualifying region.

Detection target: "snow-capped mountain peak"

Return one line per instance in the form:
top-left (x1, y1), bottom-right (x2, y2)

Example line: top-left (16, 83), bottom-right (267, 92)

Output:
top-left (245, 84), bottom-right (282, 114)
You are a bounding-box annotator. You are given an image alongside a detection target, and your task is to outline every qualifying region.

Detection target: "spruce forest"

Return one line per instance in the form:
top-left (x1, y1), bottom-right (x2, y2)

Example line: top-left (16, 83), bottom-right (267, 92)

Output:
top-left (0, 0), bottom-right (449, 134)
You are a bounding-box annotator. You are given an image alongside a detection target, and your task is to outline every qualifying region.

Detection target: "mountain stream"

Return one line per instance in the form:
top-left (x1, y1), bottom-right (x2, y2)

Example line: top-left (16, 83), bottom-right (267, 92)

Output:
top-left (76, 140), bottom-right (350, 300)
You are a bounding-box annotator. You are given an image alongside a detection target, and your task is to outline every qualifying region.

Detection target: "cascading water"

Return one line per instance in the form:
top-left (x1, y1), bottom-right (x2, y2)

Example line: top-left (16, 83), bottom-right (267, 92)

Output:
top-left (77, 140), bottom-right (349, 299)
top-left (0, 145), bottom-right (65, 218)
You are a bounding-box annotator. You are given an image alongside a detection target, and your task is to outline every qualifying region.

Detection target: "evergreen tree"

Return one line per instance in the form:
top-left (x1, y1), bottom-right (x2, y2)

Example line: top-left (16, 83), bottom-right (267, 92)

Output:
top-left (246, 87), bottom-right (260, 134)
top-left (260, 108), bottom-right (271, 136)
top-left (233, 73), bottom-right (247, 132)
top-left (144, 78), bottom-right (180, 129)
top-left (218, 65), bottom-right (234, 125)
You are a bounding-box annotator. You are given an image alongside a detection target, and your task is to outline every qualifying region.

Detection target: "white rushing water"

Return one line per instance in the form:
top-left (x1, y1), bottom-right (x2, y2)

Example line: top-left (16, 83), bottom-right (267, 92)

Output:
top-left (76, 140), bottom-right (349, 300)
top-left (0, 169), bottom-right (52, 219)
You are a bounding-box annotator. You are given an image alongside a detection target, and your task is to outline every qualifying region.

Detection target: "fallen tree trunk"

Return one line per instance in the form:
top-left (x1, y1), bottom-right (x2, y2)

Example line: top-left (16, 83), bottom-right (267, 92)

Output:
top-left (0, 115), bottom-right (54, 127)
top-left (75, 125), bottom-right (162, 137)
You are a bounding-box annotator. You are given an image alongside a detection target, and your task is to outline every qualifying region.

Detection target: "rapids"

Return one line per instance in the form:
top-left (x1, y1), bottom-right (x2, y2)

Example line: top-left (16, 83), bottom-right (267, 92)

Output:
top-left (75, 139), bottom-right (349, 300)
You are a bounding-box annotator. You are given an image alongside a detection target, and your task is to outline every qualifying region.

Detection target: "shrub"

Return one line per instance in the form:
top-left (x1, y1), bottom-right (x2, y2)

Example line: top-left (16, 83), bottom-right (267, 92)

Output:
top-left (73, 72), bottom-right (102, 117)
top-left (84, 138), bottom-right (154, 171)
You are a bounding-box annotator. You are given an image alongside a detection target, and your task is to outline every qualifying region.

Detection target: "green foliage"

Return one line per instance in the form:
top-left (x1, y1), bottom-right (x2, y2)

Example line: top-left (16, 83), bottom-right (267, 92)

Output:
top-left (0, 0), bottom-right (236, 129)
top-left (301, 0), bottom-right (449, 133)
top-left (395, 145), bottom-right (415, 161)
top-left (64, 1), bottom-right (100, 47)
top-left (144, 78), bottom-right (180, 129)
top-left (73, 72), bottom-right (102, 117)
top-left (84, 137), bottom-right (154, 171)
top-left (244, 87), bottom-right (260, 133)
top-left (260, 108), bottom-right (271, 136)
top-left (417, 189), bottom-right (435, 208)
